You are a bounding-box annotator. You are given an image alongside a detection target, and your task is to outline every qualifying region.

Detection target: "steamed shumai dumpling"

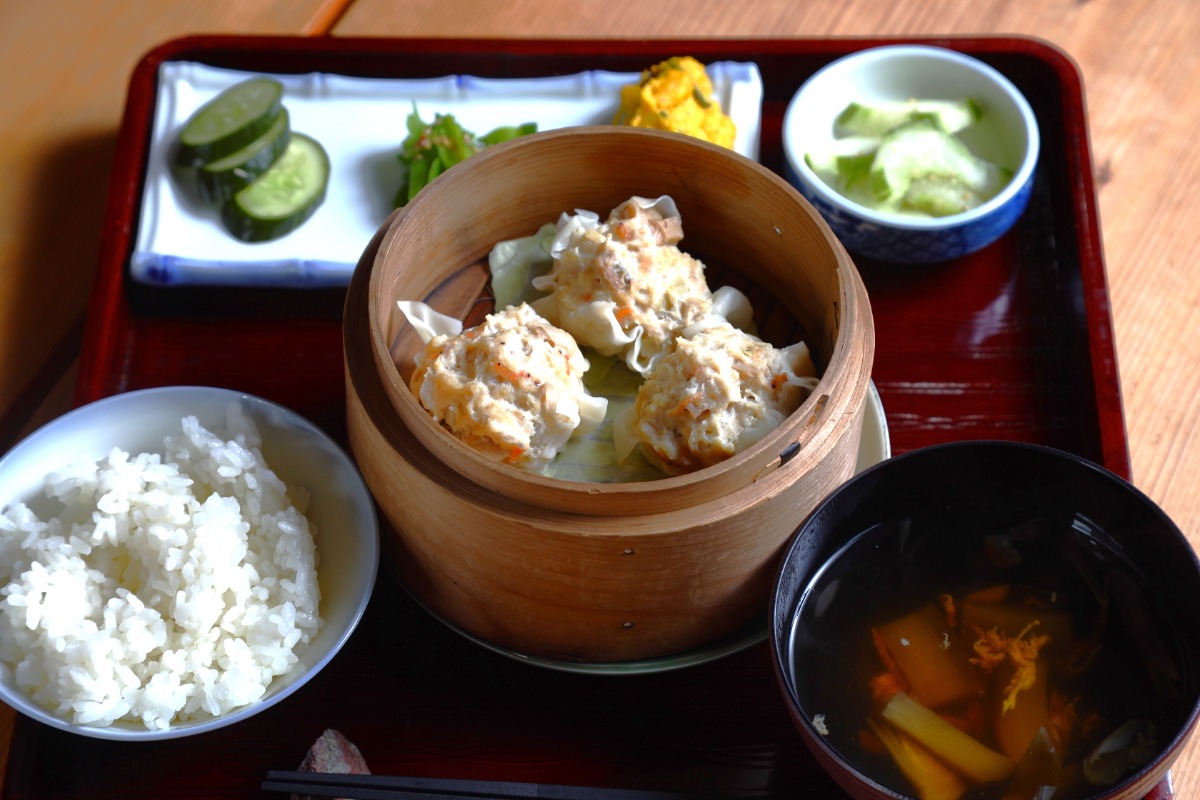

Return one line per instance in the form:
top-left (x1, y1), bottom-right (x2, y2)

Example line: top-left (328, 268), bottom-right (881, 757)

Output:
top-left (614, 320), bottom-right (818, 476)
top-left (532, 196), bottom-right (738, 377)
top-left (404, 302), bottom-right (607, 472)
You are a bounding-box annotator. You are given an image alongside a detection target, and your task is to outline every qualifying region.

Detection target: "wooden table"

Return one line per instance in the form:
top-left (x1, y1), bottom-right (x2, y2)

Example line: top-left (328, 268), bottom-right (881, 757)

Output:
top-left (2, 0), bottom-right (1198, 795)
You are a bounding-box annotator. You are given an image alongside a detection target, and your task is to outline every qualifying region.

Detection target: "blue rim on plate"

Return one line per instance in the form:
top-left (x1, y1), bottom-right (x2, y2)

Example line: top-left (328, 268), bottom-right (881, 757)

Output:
top-left (133, 61), bottom-right (764, 287)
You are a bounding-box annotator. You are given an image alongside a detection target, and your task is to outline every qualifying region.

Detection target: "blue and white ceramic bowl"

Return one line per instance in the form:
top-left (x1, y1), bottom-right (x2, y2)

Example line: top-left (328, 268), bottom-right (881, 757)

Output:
top-left (783, 45), bottom-right (1040, 263)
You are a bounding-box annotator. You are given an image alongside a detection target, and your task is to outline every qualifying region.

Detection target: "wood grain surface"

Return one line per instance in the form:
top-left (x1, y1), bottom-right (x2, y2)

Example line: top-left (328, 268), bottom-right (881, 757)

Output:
top-left (1, 0), bottom-right (1198, 796)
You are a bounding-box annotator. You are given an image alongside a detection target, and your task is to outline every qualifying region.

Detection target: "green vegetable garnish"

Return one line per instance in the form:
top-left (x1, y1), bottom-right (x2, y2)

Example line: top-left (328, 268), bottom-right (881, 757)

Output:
top-left (393, 105), bottom-right (537, 207)
top-left (807, 97), bottom-right (1010, 218)
top-left (479, 122), bottom-right (538, 146)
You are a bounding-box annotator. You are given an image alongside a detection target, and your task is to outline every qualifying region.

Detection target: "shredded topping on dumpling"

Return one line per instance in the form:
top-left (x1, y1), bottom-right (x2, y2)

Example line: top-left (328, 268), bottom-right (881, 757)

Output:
top-left (615, 321), bottom-right (817, 475)
top-left (397, 194), bottom-right (820, 481)
top-left (532, 196), bottom-right (717, 376)
top-left (404, 302), bottom-right (607, 471)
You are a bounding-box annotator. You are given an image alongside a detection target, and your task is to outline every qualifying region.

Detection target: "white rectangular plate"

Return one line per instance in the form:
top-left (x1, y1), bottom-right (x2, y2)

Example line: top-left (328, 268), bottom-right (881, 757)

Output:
top-left (132, 61), bottom-right (764, 287)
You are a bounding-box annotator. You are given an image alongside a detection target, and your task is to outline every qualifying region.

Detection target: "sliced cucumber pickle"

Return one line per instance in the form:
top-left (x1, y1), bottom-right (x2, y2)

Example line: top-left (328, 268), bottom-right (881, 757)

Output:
top-left (868, 118), bottom-right (1007, 210)
top-left (196, 108), bottom-right (291, 204)
top-left (808, 99), bottom-right (1010, 218)
top-left (220, 132), bottom-right (330, 242)
top-left (834, 98), bottom-right (981, 138)
top-left (176, 77), bottom-right (285, 166)
top-left (903, 175), bottom-right (987, 216)
top-left (804, 135), bottom-right (877, 195)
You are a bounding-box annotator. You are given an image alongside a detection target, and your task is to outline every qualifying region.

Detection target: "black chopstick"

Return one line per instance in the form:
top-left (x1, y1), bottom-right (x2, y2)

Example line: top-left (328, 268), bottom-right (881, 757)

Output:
top-left (262, 770), bottom-right (722, 800)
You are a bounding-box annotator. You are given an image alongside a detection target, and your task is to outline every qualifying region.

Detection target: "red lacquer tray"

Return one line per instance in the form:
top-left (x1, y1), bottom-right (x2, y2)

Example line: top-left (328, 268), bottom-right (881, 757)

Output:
top-left (3, 35), bottom-right (1153, 799)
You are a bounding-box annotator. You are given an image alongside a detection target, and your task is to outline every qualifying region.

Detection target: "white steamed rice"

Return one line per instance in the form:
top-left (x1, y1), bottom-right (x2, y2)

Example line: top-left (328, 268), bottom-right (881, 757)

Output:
top-left (0, 404), bottom-right (321, 731)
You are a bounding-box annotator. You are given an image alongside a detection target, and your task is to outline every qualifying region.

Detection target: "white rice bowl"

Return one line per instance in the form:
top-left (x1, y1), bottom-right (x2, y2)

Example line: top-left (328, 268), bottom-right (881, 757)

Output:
top-left (0, 387), bottom-right (378, 740)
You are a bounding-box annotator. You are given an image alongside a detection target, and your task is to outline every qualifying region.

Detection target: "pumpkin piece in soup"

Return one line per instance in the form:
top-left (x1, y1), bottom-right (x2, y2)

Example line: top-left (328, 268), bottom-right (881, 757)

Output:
top-left (961, 592), bottom-right (1073, 663)
top-left (874, 603), bottom-right (979, 709)
top-left (992, 659), bottom-right (1051, 763)
top-left (613, 56), bottom-right (737, 149)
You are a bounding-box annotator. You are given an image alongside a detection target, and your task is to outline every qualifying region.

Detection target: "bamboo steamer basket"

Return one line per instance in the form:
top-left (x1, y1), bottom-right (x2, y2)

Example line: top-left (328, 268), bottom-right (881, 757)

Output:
top-left (344, 126), bottom-right (874, 663)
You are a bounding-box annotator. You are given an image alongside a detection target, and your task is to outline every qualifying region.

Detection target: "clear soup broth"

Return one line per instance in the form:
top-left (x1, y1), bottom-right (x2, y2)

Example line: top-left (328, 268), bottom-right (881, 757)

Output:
top-left (786, 507), bottom-right (1190, 799)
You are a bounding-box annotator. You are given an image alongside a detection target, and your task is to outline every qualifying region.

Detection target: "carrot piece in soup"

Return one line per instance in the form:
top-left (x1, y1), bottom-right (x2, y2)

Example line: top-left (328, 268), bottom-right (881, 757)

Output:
top-left (1047, 690), bottom-right (1082, 754)
top-left (870, 670), bottom-right (910, 704)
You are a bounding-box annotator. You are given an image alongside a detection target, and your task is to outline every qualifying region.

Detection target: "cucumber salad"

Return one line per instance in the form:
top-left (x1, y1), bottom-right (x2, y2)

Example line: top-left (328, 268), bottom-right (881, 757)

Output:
top-left (174, 77), bottom-right (330, 242)
top-left (806, 97), bottom-right (1011, 218)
